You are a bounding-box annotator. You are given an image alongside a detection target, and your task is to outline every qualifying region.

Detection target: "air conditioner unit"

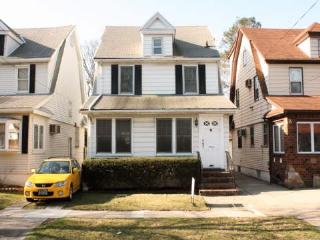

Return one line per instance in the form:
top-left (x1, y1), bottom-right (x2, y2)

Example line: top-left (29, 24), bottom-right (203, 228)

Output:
top-left (245, 79), bottom-right (252, 88)
top-left (241, 129), bottom-right (247, 137)
top-left (49, 124), bottom-right (61, 135)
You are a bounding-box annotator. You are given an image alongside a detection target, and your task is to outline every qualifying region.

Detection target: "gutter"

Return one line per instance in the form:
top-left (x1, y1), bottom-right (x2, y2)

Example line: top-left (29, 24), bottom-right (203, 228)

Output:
top-left (80, 108), bottom-right (236, 114)
top-left (95, 57), bottom-right (220, 63)
top-left (0, 57), bottom-right (50, 63)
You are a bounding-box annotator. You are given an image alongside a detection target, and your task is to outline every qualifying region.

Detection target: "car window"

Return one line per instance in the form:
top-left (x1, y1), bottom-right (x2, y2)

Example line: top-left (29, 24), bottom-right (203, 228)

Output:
top-left (38, 161), bottom-right (70, 174)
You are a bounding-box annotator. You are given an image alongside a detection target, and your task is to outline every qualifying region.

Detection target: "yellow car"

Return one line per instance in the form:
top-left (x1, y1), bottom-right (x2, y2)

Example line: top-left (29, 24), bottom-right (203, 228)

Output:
top-left (24, 158), bottom-right (81, 202)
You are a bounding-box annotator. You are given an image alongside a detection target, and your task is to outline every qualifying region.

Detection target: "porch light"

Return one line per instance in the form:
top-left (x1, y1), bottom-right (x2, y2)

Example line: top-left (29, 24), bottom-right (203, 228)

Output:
top-left (195, 118), bottom-right (198, 127)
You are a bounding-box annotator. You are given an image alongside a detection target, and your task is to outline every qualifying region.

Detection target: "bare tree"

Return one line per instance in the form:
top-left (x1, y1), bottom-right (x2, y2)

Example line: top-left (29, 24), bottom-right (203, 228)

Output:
top-left (81, 40), bottom-right (99, 96)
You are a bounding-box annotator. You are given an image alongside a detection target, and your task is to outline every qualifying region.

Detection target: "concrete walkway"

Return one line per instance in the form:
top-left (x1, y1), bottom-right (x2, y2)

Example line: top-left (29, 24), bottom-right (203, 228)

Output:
top-left (205, 173), bottom-right (320, 228)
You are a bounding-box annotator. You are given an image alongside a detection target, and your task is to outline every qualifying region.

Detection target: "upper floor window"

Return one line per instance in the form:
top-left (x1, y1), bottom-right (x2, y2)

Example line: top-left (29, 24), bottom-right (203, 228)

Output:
top-left (183, 66), bottom-right (198, 94)
top-left (17, 66), bottom-right (29, 92)
top-left (119, 65), bottom-right (134, 94)
top-left (153, 37), bottom-right (163, 55)
top-left (0, 35), bottom-right (5, 56)
top-left (289, 67), bottom-right (303, 95)
top-left (242, 49), bottom-right (248, 67)
top-left (253, 76), bottom-right (259, 101)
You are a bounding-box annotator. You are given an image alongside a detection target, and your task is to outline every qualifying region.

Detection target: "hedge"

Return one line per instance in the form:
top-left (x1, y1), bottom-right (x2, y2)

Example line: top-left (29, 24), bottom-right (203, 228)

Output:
top-left (82, 156), bottom-right (201, 190)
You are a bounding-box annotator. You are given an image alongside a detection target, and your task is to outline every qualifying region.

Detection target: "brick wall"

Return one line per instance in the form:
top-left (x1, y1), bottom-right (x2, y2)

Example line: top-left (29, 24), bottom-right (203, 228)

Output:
top-left (270, 113), bottom-right (320, 188)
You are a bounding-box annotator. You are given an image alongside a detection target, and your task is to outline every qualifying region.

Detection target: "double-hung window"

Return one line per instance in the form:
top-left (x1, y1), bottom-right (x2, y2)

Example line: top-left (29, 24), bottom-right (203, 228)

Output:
top-left (119, 66), bottom-right (134, 94)
top-left (96, 119), bottom-right (112, 153)
top-left (0, 120), bottom-right (20, 151)
top-left (116, 119), bottom-right (131, 153)
top-left (33, 124), bottom-right (44, 150)
top-left (156, 118), bottom-right (192, 154)
top-left (253, 76), bottom-right (259, 101)
top-left (297, 122), bottom-right (320, 153)
top-left (263, 123), bottom-right (269, 146)
top-left (17, 66), bottom-right (29, 92)
top-left (183, 66), bottom-right (198, 94)
top-left (153, 37), bottom-right (162, 55)
top-left (289, 67), bottom-right (303, 95)
top-left (273, 124), bottom-right (284, 153)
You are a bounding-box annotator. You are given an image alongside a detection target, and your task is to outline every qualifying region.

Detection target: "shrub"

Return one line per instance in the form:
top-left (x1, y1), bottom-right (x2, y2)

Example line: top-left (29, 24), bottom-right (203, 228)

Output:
top-left (82, 156), bottom-right (201, 190)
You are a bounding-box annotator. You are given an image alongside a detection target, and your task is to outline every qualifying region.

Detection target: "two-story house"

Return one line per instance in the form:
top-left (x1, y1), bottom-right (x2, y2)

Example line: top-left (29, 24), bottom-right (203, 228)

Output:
top-left (229, 23), bottom-right (320, 188)
top-left (81, 13), bottom-right (235, 171)
top-left (0, 20), bottom-right (85, 186)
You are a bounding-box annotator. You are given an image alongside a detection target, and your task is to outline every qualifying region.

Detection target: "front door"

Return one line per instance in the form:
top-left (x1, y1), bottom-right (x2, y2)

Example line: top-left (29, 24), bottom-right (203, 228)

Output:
top-left (199, 115), bottom-right (224, 169)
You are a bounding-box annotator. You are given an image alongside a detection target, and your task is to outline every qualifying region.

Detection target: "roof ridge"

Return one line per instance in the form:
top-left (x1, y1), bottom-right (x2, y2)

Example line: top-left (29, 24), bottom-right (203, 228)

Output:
top-left (14, 25), bottom-right (75, 31)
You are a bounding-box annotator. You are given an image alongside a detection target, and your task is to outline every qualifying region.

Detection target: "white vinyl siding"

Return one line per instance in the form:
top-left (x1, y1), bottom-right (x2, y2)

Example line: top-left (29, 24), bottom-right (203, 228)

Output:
top-left (205, 63), bottom-right (219, 94)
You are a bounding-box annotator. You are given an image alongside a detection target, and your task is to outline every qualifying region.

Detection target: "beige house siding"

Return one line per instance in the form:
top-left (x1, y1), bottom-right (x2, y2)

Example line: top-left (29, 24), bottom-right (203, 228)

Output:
top-left (268, 64), bottom-right (320, 95)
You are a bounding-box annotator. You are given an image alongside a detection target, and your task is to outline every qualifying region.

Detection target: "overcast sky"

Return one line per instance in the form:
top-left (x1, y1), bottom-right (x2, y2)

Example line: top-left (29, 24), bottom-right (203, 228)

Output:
top-left (1, 0), bottom-right (319, 46)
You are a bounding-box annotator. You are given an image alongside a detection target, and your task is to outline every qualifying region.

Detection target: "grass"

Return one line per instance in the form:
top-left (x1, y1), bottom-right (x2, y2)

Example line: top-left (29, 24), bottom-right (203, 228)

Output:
top-left (26, 217), bottom-right (320, 240)
top-left (25, 192), bottom-right (208, 211)
top-left (0, 192), bottom-right (23, 210)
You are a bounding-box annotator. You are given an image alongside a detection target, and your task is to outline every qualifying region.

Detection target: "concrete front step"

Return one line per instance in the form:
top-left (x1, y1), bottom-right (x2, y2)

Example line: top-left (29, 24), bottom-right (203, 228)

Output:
top-left (202, 171), bottom-right (233, 178)
top-left (200, 182), bottom-right (236, 189)
top-left (199, 188), bottom-right (240, 196)
top-left (201, 176), bottom-right (234, 183)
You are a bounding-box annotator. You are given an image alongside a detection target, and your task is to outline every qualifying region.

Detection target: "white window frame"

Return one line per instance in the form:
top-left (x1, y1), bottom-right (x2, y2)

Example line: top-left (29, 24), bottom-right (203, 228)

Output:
top-left (273, 123), bottom-right (285, 154)
top-left (0, 119), bottom-right (21, 152)
top-left (289, 67), bottom-right (303, 95)
top-left (297, 122), bottom-right (320, 154)
top-left (33, 124), bottom-right (44, 150)
top-left (152, 37), bottom-right (163, 55)
top-left (95, 118), bottom-right (133, 156)
top-left (118, 65), bottom-right (135, 95)
top-left (155, 117), bottom-right (193, 156)
top-left (16, 65), bottom-right (29, 93)
top-left (183, 65), bottom-right (199, 95)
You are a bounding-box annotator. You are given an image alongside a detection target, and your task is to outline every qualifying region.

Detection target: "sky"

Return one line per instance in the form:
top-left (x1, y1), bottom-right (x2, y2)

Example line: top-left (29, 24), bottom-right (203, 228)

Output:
top-left (1, 0), bottom-right (319, 47)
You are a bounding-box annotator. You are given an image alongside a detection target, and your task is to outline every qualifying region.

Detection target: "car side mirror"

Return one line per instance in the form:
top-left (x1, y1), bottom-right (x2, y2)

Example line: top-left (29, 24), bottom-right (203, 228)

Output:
top-left (72, 167), bottom-right (78, 174)
top-left (31, 168), bottom-right (37, 174)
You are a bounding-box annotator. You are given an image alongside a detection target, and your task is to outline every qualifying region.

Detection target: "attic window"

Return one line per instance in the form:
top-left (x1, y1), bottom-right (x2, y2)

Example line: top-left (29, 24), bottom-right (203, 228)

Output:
top-left (153, 37), bottom-right (163, 55)
top-left (0, 35), bottom-right (5, 56)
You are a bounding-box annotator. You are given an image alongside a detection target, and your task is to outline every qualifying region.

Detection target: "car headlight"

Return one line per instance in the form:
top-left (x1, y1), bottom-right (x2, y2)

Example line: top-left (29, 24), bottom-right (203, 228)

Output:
top-left (55, 181), bottom-right (67, 187)
top-left (25, 181), bottom-right (33, 187)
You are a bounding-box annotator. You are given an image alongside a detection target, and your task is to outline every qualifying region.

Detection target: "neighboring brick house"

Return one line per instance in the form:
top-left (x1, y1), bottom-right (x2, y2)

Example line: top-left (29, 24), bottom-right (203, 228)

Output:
top-left (229, 22), bottom-right (320, 188)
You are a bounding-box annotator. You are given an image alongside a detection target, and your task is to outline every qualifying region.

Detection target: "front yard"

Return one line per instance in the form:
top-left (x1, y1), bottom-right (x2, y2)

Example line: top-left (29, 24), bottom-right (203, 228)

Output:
top-left (26, 192), bottom-right (208, 211)
top-left (0, 193), bottom-right (23, 210)
top-left (26, 217), bottom-right (320, 240)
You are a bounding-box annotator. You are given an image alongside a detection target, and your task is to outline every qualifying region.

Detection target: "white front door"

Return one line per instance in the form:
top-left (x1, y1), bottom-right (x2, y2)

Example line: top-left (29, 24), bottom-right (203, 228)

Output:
top-left (199, 115), bottom-right (224, 169)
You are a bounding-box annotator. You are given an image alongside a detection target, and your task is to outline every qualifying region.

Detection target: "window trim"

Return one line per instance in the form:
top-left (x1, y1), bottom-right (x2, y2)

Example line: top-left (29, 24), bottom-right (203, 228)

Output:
top-left (0, 119), bottom-right (21, 152)
top-left (175, 118), bottom-right (193, 154)
top-left (183, 65), bottom-right (199, 95)
top-left (273, 124), bottom-right (284, 154)
top-left (297, 122), bottom-right (320, 154)
top-left (118, 65), bottom-right (135, 95)
top-left (16, 65), bottom-right (30, 93)
top-left (253, 75), bottom-right (259, 101)
top-left (33, 124), bottom-right (44, 151)
top-left (152, 37), bottom-right (163, 55)
top-left (289, 67), bottom-right (304, 95)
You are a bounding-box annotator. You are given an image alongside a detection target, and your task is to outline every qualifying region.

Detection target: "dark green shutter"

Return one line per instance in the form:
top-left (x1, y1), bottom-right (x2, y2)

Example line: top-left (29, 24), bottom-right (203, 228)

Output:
top-left (198, 64), bottom-right (206, 94)
top-left (111, 64), bottom-right (118, 94)
top-left (0, 35), bottom-right (4, 56)
top-left (175, 65), bottom-right (183, 95)
top-left (134, 65), bottom-right (142, 95)
top-left (21, 116), bottom-right (29, 154)
top-left (29, 64), bottom-right (36, 93)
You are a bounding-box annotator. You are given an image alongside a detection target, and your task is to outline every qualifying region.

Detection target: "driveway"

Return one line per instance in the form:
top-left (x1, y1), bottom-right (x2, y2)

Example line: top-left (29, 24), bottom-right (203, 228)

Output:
top-left (204, 173), bottom-right (320, 228)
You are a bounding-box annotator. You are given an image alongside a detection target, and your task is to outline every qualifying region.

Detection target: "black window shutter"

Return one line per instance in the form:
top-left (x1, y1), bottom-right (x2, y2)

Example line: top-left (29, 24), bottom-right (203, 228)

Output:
top-left (134, 65), bottom-right (142, 95)
top-left (198, 64), bottom-right (206, 94)
top-left (175, 65), bottom-right (183, 95)
top-left (29, 64), bottom-right (36, 93)
top-left (111, 64), bottom-right (119, 94)
top-left (21, 115), bottom-right (29, 154)
top-left (0, 35), bottom-right (4, 56)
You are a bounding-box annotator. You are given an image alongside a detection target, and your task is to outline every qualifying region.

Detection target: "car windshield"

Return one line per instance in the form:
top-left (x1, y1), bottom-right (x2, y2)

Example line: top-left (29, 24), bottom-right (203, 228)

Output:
top-left (37, 161), bottom-right (70, 174)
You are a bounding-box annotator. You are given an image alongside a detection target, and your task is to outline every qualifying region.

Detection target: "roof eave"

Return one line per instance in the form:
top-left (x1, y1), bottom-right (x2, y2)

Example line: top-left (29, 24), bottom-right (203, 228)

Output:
top-left (0, 57), bottom-right (51, 63)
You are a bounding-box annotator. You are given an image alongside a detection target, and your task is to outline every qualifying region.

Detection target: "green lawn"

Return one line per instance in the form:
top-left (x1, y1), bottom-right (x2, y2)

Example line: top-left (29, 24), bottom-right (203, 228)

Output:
top-left (26, 217), bottom-right (320, 240)
top-left (25, 192), bottom-right (208, 211)
top-left (0, 193), bottom-right (23, 210)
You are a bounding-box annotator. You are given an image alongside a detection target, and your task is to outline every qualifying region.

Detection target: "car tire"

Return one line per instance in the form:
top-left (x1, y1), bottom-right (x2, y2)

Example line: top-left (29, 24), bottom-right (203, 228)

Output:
top-left (26, 198), bottom-right (36, 203)
top-left (67, 185), bottom-right (73, 201)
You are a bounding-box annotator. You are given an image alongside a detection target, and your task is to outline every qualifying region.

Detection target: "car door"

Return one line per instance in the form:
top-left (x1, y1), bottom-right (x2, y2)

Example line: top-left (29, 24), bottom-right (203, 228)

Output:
top-left (71, 160), bottom-right (80, 190)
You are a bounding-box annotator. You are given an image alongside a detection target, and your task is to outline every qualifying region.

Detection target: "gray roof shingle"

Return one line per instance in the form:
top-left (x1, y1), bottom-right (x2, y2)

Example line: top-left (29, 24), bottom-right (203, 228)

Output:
top-left (95, 26), bottom-right (219, 59)
top-left (9, 26), bottom-right (74, 59)
top-left (0, 95), bottom-right (49, 111)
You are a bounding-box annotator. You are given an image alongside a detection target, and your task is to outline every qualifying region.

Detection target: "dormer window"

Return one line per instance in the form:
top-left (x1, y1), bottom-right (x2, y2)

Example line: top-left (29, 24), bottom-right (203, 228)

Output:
top-left (17, 66), bottom-right (29, 92)
top-left (0, 35), bottom-right (4, 56)
top-left (153, 37), bottom-right (163, 55)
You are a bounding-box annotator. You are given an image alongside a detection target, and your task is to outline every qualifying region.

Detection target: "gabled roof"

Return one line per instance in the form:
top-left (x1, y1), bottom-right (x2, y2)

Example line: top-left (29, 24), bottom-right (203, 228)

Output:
top-left (266, 96), bottom-right (320, 118)
top-left (81, 95), bottom-right (236, 112)
top-left (141, 12), bottom-right (175, 32)
top-left (0, 19), bottom-right (25, 43)
top-left (294, 22), bottom-right (320, 44)
top-left (9, 26), bottom-right (74, 59)
top-left (95, 26), bottom-right (218, 59)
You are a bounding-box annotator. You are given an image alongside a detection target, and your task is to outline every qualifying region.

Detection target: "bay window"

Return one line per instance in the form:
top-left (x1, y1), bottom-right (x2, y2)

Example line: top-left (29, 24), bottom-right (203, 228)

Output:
top-left (273, 124), bottom-right (284, 153)
top-left (297, 122), bottom-right (320, 153)
top-left (289, 67), bottom-right (303, 95)
top-left (0, 120), bottom-right (21, 151)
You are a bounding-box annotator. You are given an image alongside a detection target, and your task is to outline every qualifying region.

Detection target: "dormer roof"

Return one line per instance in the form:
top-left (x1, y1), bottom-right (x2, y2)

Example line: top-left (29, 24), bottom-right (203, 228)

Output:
top-left (0, 19), bottom-right (25, 44)
top-left (141, 12), bottom-right (175, 35)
